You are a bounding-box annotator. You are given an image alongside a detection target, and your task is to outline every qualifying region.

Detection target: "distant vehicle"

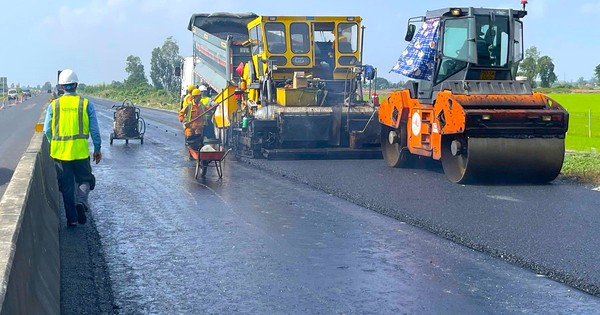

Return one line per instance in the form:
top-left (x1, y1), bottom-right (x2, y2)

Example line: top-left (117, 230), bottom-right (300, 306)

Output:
top-left (22, 89), bottom-right (31, 97)
top-left (7, 89), bottom-right (17, 101)
top-left (47, 89), bottom-right (52, 93)
top-left (180, 56), bottom-right (194, 100)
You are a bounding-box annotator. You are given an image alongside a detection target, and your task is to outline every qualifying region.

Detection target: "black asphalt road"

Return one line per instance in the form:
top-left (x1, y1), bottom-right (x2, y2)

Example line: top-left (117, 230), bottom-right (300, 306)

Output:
top-left (76, 96), bottom-right (600, 313)
top-left (244, 156), bottom-right (600, 296)
top-left (0, 94), bottom-right (47, 198)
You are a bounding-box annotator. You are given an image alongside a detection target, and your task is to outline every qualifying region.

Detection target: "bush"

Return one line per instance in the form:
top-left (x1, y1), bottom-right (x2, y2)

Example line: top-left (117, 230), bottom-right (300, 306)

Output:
top-left (83, 83), bottom-right (179, 110)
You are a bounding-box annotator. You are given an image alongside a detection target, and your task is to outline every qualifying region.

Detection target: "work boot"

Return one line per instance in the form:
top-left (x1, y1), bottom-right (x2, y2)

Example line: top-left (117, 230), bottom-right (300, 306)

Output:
top-left (76, 204), bottom-right (87, 225)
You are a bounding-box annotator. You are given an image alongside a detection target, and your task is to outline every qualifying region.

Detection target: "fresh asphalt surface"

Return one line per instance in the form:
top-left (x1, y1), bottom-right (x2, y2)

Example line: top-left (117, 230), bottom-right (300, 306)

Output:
top-left (3, 94), bottom-right (600, 313)
top-left (62, 96), bottom-right (600, 313)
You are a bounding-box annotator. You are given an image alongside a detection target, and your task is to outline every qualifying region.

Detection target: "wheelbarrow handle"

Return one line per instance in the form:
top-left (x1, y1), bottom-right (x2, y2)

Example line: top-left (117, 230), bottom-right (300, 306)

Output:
top-left (220, 148), bottom-right (233, 161)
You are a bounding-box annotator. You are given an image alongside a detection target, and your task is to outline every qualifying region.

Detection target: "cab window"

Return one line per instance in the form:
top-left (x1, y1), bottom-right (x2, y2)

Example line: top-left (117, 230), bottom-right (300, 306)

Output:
top-left (337, 23), bottom-right (358, 53)
top-left (290, 22), bottom-right (309, 54)
top-left (264, 22), bottom-right (287, 54)
top-left (249, 24), bottom-right (264, 55)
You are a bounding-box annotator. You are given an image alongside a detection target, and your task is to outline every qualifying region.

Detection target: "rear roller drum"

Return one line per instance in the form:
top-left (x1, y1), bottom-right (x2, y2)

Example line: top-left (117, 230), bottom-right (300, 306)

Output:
top-left (441, 136), bottom-right (565, 184)
top-left (381, 124), bottom-right (414, 168)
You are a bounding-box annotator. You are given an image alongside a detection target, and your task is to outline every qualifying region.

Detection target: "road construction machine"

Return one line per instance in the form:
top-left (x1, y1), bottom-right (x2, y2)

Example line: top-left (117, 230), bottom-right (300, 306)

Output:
top-left (378, 4), bottom-right (569, 183)
top-left (187, 13), bottom-right (380, 159)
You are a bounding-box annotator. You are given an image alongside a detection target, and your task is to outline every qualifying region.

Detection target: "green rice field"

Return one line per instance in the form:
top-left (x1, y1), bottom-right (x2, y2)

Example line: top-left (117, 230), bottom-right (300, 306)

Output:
top-left (547, 93), bottom-right (600, 152)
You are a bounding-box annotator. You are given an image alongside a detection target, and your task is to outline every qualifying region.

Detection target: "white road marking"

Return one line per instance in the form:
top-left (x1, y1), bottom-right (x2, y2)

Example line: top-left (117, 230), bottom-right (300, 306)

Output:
top-left (486, 195), bottom-right (522, 202)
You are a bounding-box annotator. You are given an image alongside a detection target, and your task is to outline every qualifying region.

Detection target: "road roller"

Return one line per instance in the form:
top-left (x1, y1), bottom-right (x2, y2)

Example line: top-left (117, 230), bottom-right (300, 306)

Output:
top-left (378, 4), bottom-right (569, 183)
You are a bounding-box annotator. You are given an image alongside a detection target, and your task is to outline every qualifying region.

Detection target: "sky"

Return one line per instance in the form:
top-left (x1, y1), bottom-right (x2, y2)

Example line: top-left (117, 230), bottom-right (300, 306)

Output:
top-left (1, 0), bottom-right (599, 87)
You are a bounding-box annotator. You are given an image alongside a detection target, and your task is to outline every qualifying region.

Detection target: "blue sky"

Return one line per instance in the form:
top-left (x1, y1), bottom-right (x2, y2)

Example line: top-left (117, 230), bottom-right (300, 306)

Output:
top-left (1, 0), bottom-right (599, 87)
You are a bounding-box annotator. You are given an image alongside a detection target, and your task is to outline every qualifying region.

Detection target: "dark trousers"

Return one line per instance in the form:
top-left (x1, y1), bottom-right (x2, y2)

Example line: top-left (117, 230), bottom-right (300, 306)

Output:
top-left (55, 158), bottom-right (94, 223)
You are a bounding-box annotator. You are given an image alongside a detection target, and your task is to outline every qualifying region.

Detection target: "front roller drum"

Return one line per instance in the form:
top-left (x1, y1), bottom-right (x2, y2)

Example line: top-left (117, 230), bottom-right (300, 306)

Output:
top-left (441, 137), bottom-right (565, 184)
top-left (381, 124), bottom-right (414, 168)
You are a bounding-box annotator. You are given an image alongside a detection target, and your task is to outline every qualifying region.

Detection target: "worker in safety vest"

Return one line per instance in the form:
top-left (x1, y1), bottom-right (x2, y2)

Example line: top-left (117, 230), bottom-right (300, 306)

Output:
top-left (197, 85), bottom-right (216, 139)
top-left (181, 85), bottom-right (195, 110)
top-left (179, 88), bottom-right (209, 147)
top-left (43, 69), bottom-right (102, 227)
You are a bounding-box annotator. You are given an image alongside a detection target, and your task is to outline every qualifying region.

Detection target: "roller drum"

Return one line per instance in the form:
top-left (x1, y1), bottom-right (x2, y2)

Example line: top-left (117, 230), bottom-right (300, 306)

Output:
top-left (441, 137), bottom-right (565, 184)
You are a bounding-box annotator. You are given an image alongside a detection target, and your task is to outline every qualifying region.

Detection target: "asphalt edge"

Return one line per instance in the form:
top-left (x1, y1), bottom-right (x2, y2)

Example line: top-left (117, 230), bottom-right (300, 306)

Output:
top-left (0, 115), bottom-right (61, 314)
top-left (237, 157), bottom-right (600, 297)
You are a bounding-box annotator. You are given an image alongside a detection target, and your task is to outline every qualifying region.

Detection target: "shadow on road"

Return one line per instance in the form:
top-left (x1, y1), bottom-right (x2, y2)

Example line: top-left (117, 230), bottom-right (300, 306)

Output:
top-left (0, 167), bottom-right (15, 186)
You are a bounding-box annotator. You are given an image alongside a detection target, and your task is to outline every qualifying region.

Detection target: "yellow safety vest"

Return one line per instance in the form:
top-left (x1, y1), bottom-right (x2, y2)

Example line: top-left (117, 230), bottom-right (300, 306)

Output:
top-left (50, 95), bottom-right (90, 161)
top-left (185, 97), bottom-right (211, 122)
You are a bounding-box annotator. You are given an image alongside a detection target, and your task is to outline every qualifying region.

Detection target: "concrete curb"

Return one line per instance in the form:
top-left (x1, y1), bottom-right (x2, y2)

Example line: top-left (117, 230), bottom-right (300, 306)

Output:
top-left (0, 117), bottom-right (60, 314)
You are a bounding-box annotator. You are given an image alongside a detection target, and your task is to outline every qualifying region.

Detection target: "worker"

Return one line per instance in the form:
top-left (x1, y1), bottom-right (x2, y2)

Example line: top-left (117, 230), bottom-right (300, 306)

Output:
top-left (181, 85), bottom-right (195, 110)
top-left (179, 88), bottom-right (208, 148)
top-left (198, 85), bottom-right (216, 139)
top-left (43, 69), bottom-right (102, 227)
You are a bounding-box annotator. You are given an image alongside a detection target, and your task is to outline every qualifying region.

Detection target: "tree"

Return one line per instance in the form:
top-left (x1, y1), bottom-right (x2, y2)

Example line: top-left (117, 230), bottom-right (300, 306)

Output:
top-left (42, 81), bottom-right (52, 91)
top-left (538, 56), bottom-right (557, 88)
top-left (517, 46), bottom-right (540, 87)
top-left (373, 77), bottom-right (390, 90)
top-left (576, 77), bottom-right (587, 87)
top-left (150, 37), bottom-right (182, 94)
top-left (595, 64), bottom-right (600, 84)
top-left (125, 55), bottom-right (147, 86)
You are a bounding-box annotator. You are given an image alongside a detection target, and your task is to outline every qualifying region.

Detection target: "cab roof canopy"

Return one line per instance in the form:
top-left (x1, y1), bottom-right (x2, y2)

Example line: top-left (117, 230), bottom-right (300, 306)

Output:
top-left (188, 12), bottom-right (258, 40)
top-left (424, 7), bottom-right (527, 19)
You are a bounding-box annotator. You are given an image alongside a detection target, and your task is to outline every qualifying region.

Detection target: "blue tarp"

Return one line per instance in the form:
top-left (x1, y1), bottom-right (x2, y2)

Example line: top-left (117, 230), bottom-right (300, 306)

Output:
top-left (390, 18), bottom-right (440, 81)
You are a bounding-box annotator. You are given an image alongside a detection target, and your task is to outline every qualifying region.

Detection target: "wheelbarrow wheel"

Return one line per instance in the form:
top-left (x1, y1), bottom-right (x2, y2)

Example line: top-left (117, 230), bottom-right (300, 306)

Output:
top-left (194, 159), bottom-right (201, 179)
top-left (201, 160), bottom-right (209, 178)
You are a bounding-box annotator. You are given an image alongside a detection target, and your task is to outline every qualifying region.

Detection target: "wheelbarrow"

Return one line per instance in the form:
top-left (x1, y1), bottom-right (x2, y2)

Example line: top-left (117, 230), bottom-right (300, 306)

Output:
top-left (110, 99), bottom-right (145, 145)
top-left (188, 139), bottom-right (231, 179)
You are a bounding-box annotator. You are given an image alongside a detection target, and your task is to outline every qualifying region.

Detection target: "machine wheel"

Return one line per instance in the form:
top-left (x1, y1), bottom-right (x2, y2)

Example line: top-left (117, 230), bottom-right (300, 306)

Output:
top-left (109, 133), bottom-right (114, 145)
top-left (441, 135), bottom-right (471, 184)
top-left (381, 124), bottom-right (413, 168)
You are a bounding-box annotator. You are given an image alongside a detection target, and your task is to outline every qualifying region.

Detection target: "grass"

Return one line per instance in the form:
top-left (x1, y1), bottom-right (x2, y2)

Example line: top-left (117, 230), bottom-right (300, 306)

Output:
top-left (82, 84), bottom-right (180, 112)
top-left (547, 93), bottom-right (600, 152)
top-left (561, 152), bottom-right (600, 186)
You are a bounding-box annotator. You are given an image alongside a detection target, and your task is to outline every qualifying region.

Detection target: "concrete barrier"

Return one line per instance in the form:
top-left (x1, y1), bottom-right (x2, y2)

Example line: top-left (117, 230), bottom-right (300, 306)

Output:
top-left (0, 123), bottom-right (60, 314)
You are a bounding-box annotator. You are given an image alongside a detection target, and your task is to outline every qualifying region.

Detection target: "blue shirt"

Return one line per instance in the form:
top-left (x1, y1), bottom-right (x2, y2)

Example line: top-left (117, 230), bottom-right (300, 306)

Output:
top-left (43, 92), bottom-right (102, 153)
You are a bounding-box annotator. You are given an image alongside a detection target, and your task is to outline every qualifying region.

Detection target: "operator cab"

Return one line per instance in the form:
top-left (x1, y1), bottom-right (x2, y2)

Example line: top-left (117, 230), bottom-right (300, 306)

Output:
top-left (394, 7), bottom-right (526, 103)
top-left (246, 16), bottom-right (362, 82)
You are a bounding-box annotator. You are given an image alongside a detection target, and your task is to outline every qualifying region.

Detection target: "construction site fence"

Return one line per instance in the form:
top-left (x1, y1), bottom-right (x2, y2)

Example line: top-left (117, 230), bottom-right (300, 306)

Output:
top-left (567, 110), bottom-right (600, 138)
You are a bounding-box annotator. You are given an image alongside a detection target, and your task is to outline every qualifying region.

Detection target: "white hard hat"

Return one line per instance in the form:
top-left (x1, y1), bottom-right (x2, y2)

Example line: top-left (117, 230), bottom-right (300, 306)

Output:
top-left (58, 69), bottom-right (79, 85)
top-left (199, 85), bottom-right (207, 92)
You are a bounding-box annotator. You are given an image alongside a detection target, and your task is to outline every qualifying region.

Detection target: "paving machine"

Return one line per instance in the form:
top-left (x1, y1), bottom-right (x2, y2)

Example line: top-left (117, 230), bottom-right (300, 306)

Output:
top-left (378, 3), bottom-right (569, 183)
top-left (187, 13), bottom-right (380, 159)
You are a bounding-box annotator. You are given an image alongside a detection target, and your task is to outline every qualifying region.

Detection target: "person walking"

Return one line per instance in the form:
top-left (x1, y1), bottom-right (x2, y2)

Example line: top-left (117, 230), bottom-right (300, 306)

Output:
top-left (43, 69), bottom-right (102, 227)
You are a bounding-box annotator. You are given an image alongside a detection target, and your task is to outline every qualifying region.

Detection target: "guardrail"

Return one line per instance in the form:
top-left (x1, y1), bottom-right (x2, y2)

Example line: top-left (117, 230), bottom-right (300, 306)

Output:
top-left (0, 120), bottom-right (60, 314)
